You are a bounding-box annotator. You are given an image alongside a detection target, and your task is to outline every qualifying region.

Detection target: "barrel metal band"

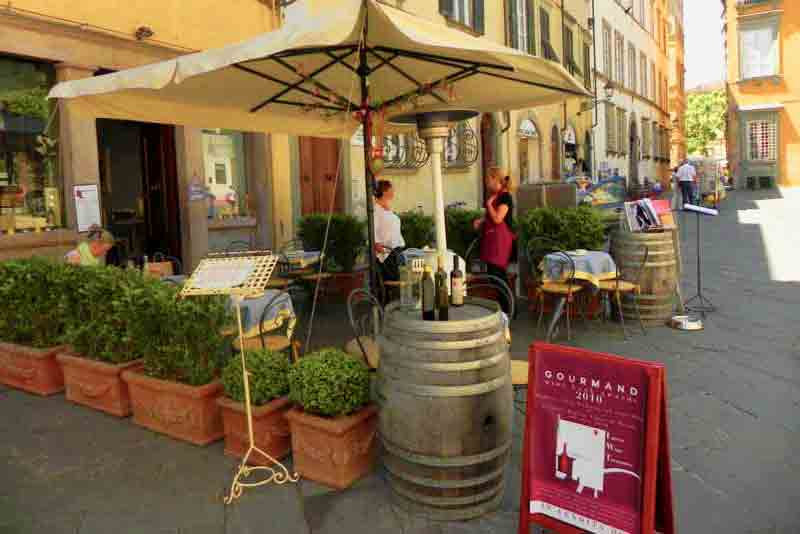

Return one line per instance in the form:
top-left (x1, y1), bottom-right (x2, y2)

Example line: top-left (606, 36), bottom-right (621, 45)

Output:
top-left (379, 373), bottom-right (508, 397)
top-left (379, 351), bottom-right (507, 372)
top-left (380, 438), bottom-right (512, 467)
top-left (384, 299), bottom-right (502, 334)
top-left (391, 488), bottom-right (504, 521)
top-left (388, 477), bottom-right (503, 507)
top-left (383, 459), bottom-right (506, 489)
top-left (379, 329), bottom-right (504, 351)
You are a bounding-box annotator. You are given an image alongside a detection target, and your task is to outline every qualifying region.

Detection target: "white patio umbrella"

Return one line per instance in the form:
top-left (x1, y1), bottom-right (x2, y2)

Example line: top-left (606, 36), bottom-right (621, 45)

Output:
top-left (50, 0), bottom-right (591, 289)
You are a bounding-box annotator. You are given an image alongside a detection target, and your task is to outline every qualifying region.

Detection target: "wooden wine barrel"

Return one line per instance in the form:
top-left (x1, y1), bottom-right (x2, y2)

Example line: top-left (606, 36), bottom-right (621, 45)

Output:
top-left (612, 230), bottom-right (679, 325)
top-left (376, 299), bottom-right (512, 521)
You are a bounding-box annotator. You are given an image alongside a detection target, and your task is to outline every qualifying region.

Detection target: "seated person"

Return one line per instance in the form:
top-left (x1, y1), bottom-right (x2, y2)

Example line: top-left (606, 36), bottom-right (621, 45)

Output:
top-left (65, 225), bottom-right (115, 266)
top-left (373, 180), bottom-right (406, 283)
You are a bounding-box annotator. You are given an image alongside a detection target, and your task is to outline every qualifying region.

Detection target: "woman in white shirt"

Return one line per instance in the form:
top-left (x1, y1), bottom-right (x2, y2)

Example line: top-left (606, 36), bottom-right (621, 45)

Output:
top-left (373, 180), bottom-right (405, 282)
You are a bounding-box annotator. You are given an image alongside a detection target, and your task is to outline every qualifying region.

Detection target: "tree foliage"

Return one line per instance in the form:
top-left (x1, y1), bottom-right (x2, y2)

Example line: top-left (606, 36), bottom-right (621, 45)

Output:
top-left (686, 90), bottom-right (726, 157)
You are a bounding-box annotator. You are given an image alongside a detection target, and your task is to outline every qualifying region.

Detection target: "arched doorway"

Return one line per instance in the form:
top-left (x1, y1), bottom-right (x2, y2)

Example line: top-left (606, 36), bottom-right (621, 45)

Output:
top-left (550, 125), bottom-right (561, 181)
top-left (518, 118), bottom-right (542, 184)
top-left (628, 120), bottom-right (639, 184)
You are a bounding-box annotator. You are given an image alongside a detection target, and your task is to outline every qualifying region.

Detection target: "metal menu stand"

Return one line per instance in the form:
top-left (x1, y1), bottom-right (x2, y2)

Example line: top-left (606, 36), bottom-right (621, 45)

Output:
top-left (180, 250), bottom-right (298, 503)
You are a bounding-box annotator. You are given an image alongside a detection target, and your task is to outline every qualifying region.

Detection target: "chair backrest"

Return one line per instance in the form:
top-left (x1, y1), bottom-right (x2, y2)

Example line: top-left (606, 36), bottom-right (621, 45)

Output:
top-left (466, 273), bottom-right (515, 319)
top-left (152, 252), bottom-right (183, 275)
top-left (550, 251), bottom-right (577, 281)
top-left (347, 288), bottom-right (384, 360)
top-left (257, 285), bottom-right (307, 352)
top-left (279, 238), bottom-right (304, 254)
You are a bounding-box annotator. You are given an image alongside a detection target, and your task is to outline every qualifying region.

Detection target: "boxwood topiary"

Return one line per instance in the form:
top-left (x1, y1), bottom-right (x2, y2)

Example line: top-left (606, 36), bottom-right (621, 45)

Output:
top-left (288, 348), bottom-right (370, 417)
top-left (222, 349), bottom-right (290, 406)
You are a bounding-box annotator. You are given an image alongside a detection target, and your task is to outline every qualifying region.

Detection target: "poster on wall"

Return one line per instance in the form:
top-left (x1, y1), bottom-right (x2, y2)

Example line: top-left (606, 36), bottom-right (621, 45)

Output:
top-left (519, 343), bottom-right (674, 534)
top-left (73, 184), bottom-right (101, 232)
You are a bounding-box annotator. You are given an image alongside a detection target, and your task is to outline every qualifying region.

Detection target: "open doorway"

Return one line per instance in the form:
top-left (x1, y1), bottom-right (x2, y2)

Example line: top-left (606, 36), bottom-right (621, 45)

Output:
top-left (97, 120), bottom-right (182, 264)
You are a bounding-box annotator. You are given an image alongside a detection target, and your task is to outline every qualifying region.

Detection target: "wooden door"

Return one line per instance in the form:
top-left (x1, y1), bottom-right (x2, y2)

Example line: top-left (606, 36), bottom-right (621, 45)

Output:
top-left (141, 124), bottom-right (181, 259)
top-left (299, 137), bottom-right (342, 215)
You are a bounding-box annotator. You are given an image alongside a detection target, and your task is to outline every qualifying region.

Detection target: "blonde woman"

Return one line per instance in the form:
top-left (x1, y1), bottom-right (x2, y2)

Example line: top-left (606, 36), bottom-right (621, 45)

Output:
top-left (65, 225), bottom-right (115, 266)
top-left (473, 167), bottom-right (516, 314)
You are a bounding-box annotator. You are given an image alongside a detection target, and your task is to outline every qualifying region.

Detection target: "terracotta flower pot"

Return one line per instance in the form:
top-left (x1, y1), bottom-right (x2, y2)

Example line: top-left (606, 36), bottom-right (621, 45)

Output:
top-left (121, 369), bottom-right (224, 446)
top-left (57, 351), bottom-right (142, 417)
top-left (217, 396), bottom-right (291, 465)
top-left (0, 342), bottom-right (65, 396)
top-left (286, 403), bottom-right (378, 490)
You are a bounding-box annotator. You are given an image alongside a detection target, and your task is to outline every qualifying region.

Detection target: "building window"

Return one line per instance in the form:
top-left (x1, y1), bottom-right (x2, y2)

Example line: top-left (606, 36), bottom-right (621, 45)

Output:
top-left (740, 19), bottom-right (779, 80)
top-left (605, 103), bottom-right (617, 154)
top-left (641, 119), bottom-right (650, 159)
top-left (583, 44), bottom-right (593, 90)
top-left (628, 44), bottom-right (637, 92)
top-left (444, 122), bottom-right (478, 168)
top-left (508, 0), bottom-right (534, 54)
top-left (564, 28), bottom-right (581, 76)
top-left (638, 0), bottom-right (645, 26)
top-left (747, 119), bottom-right (777, 161)
top-left (0, 56), bottom-right (62, 230)
top-left (440, 0), bottom-right (485, 34)
top-left (202, 130), bottom-right (249, 217)
top-left (540, 8), bottom-right (559, 62)
top-left (649, 0), bottom-right (655, 34)
top-left (617, 109), bottom-right (628, 155)
top-left (652, 122), bottom-right (659, 160)
top-left (602, 22), bottom-right (613, 79)
top-left (614, 32), bottom-right (625, 85)
top-left (650, 61), bottom-right (656, 101)
top-left (640, 53), bottom-right (648, 97)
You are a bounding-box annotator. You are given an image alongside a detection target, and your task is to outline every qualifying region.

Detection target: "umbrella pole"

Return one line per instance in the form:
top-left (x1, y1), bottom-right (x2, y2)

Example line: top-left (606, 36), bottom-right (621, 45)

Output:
top-left (358, 8), bottom-right (378, 295)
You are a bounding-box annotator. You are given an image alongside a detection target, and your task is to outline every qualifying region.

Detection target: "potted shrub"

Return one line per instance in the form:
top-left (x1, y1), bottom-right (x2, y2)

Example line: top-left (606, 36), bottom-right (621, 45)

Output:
top-left (217, 349), bottom-right (292, 464)
top-left (299, 213), bottom-right (367, 298)
top-left (122, 289), bottom-right (233, 445)
top-left (57, 267), bottom-right (156, 417)
top-left (398, 211), bottom-right (434, 249)
top-left (286, 348), bottom-right (377, 489)
top-left (0, 259), bottom-right (75, 396)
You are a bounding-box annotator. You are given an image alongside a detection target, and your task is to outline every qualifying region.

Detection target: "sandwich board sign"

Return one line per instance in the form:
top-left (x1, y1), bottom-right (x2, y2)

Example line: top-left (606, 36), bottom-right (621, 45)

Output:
top-left (519, 343), bottom-right (674, 534)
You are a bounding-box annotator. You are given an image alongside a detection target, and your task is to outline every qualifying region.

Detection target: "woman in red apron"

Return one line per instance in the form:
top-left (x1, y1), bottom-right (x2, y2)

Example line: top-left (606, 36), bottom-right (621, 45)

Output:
top-left (474, 168), bottom-right (516, 315)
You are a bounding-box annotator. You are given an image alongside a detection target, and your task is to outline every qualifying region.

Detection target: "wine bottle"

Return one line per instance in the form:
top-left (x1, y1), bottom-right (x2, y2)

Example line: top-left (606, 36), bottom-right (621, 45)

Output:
top-left (451, 256), bottom-right (465, 307)
top-left (422, 265), bottom-right (435, 321)
top-left (436, 255), bottom-right (449, 321)
top-left (556, 442), bottom-right (572, 480)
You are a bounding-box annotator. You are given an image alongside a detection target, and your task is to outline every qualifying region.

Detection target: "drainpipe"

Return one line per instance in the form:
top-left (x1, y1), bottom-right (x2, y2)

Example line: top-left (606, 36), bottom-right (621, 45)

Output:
top-left (591, 0), bottom-right (598, 180)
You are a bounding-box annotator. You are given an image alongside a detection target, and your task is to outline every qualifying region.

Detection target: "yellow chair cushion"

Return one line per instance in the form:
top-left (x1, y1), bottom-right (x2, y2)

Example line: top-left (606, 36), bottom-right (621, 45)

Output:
top-left (233, 335), bottom-right (291, 352)
top-left (597, 280), bottom-right (639, 293)
top-left (511, 360), bottom-right (529, 386)
top-left (538, 281), bottom-right (584, 295)
top-left (345, 336), bottom-right (380, 369)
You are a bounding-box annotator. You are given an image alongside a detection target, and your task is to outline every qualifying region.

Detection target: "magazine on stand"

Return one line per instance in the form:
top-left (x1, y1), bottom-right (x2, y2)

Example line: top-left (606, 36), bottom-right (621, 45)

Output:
top-left (624, 199), bottom-right (662, 232)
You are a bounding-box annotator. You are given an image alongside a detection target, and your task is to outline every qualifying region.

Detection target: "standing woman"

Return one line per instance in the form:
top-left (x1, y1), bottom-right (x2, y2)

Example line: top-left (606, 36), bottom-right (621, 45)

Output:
top-left (474, 167), bottom-right (516, 315)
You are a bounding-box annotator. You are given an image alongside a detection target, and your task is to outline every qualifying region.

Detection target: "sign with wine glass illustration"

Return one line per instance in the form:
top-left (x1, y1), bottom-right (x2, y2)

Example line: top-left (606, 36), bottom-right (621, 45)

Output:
top-left (519, 343), bottom-right (675, 534)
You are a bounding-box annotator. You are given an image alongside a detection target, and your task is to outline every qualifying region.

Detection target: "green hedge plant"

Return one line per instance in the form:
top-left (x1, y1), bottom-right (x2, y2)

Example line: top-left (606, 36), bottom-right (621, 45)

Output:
top-left (288, 348), bottom-right (370, 417)
top-left (222, 349), bottom-right (290, 406)
top-left (298, 213), bottom-right (366, 272)
top-left (518, 206), bottom-right (606, 264)
top-left (398, 211), bottom-right (434, 249)
top-left (446, 208), bottom-right (484, 261)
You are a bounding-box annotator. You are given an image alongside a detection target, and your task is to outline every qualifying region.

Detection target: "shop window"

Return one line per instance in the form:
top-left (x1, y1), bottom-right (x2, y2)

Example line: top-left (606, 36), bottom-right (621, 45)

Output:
top-left (747, 120), bottom-right (777, 162)
top-left (0, 56), bottom-right (62, 232)
top-left (201, 130), bottom-right (249, 217)
top-left (740, 18), bottom-right (779, 80)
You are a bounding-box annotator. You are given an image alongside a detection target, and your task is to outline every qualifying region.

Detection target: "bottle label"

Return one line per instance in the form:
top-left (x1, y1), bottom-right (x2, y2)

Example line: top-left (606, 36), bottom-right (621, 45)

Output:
top-left (451, 278), bottom-right (464, 305)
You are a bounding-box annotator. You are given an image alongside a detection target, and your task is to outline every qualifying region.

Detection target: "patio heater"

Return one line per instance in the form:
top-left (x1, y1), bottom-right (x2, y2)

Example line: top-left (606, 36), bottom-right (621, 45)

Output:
top-left (390, 110), bottom-right (479, 259)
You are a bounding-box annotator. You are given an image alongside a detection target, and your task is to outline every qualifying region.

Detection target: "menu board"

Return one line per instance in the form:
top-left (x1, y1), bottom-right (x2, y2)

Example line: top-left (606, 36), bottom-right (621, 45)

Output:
top-left (519, 343), bottom-right (674, 534)
top-left (191, 259), bottom-right (256, 290)
top-left (74, 184), bottom-right (101, 232)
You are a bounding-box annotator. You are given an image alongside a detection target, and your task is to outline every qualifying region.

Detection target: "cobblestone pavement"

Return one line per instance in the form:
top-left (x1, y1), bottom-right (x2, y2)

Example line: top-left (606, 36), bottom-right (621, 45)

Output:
top-left (1, 190), bottom-right (798, 534)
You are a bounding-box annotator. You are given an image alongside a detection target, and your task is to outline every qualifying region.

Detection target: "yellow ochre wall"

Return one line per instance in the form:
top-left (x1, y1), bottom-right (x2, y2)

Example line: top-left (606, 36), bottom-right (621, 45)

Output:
top-left (724, 0), bottom-right (800, 187)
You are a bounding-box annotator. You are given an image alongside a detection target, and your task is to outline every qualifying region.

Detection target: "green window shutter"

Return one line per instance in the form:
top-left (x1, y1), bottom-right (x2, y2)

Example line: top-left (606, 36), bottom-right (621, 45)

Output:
top-left (507, 0), bottom-right (518, 48)
top-left (526, 0), bottom-right (535, 54)
top-left (473, 0), bottom-right (485, 34)
top-left (439, 0), bottom-right (454, 18)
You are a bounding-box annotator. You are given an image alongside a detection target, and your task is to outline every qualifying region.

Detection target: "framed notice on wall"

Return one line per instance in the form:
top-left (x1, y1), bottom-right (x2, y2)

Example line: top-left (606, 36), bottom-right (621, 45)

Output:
top-left (519, 343), bottom-right (674, 534)
top-left (74, 184), bottom-right (101, 232)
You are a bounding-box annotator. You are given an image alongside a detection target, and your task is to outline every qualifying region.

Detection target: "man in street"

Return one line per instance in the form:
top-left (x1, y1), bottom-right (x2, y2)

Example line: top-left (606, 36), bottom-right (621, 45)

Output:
top-left (676, 160), bottom-right (697, 208)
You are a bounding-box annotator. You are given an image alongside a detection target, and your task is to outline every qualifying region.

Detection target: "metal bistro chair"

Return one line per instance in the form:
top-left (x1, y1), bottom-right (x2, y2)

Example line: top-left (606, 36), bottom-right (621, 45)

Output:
top-left (464, 237), bottom-right (483, 279)
top-left (598, 244), bottom-right (648, 338)
top-left (232, 286), bottom-right (306, 364)
top-left (535, 250), bottom-right (585, 341)
top-left (465, 273), bottom-right (516, 322)
top-left (345, 288), bottom-right (383, 370)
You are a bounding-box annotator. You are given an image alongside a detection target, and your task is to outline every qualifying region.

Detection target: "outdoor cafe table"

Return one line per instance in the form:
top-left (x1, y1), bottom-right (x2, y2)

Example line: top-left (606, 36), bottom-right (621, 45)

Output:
top-left (231, 289), bottom-right (295, 338)
top-left (540, 250), bottom-right (617, 341)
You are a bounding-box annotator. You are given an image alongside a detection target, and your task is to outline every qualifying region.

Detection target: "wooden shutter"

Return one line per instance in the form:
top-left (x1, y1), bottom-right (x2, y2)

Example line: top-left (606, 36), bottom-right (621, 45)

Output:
top-left (540, 8), bottom-right (550, 52)
top-left (507, 0), bottom-right (518, 49)
top-left (526, 0), bottom-right (535, 55)
top-left (473, 0), bottom-right (485, 34)
top-left (439, 0), bottom-right (453, 18)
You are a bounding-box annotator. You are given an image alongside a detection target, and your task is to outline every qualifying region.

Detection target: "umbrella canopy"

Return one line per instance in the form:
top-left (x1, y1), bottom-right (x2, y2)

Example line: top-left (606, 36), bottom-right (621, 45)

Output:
top-left (49, 0), bottom-right (590, 138)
